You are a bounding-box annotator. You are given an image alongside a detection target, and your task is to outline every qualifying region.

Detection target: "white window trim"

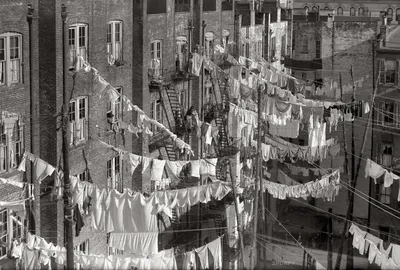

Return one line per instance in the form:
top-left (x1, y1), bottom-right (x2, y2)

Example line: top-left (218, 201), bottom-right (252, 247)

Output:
top-left (107, 87), bottom-right (123, 130)
top-left (107, 21), bottom-right (123, 65)
top-left (0, 208), bottom-right (23, 260)
top-left (107, 155), bottom-right (122, 193)
top-left (0, 32), bottom-right (22, 86)
top-left (176, 36), bottom-right (188, 72)
top-left (69, 23), bottom-right (88, 71)
top-left (150, 40), bottom-right (163, 79)
top-left (378, 184), bottom-right (391, 205)
top-left (0, 116), bottom-right (24, 173)
top-left (69, 96), bottom-right (88, 146)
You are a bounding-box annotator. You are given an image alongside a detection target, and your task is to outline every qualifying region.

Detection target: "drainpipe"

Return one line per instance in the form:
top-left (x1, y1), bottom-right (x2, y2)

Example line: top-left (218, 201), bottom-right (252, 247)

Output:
top-left (26, 3), bottom-right (35, 235)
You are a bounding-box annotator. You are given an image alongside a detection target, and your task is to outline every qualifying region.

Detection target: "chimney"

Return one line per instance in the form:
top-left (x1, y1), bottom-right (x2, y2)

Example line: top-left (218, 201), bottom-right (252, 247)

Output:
top-left (380, 12), bottom-right (388, 47)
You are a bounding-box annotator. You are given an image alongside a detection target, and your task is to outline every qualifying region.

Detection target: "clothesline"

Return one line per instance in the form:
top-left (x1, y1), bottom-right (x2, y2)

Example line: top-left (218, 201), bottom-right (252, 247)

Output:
top-left (349, 223), bottom-right (400, 269)
top-left (79, 57), bottom-right (193, 155)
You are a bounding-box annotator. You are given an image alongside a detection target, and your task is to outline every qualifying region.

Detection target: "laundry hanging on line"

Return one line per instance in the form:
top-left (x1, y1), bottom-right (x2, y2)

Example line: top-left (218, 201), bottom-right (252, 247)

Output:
top-left (183, 236), bottom-right (223, 270)
top-left (349, 223), bottom-right (400, 269)
top-left (284, 162), bottom-right (344, 177)
top-left (12, 232), bottom-right (178, 270)
top-left (263, 169), bottom-right (340, 201)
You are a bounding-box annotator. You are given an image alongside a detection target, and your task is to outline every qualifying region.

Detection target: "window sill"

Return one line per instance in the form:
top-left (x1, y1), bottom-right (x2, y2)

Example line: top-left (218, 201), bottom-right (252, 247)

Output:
top-left (69, 140), bottom-right (88, 150)
top-left (0, 81), bottom-right (24, 88)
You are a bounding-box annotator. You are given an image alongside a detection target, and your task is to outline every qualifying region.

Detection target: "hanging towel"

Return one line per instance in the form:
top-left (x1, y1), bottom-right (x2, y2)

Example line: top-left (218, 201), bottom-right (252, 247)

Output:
top-left (128, 153), bottom-right (141, 175)
top-left (190, 160), bottom-right (201, 178)
top-left (200, 158), bottom-right (218, 176)
top-left (150, 159), bottom-right (166, 181)
top-left (182, 251), bottom-right (197, 270)
top-left (166, 161), bottom-right (189, 178)
top-left (141, 157), bottom-right (152, 174)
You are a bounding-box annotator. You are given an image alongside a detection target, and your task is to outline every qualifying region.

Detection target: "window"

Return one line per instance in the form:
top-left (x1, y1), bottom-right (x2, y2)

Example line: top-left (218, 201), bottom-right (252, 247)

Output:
top-left (0, 33), bottom-right (22, 86)
top-left (337, 7), bottom-right (343, 16)
top-left (150, 40), bottom-right (162, 79)
top-left (107, 233), bottom-right (124, 255)
top-left (176, 37), bottom-right (188, 72)
top-left (388, 8), bottom-right (393, 22)
top-left (0, 208), bottom-right (23, 259)
top-left (74, 239), bottom-right (89, 270)
top-left (271, 37), bottom-right (276, 58)
top-left (68, 97), bottom-right (88, 145)
top-left (376, 142), bottom-right (393, 167)
top-left (107, 21), bottom-right (122, 65)
top-left (376, 101), bottom-right (400, 127)
top-left (205, 32), bottom-right (214, 60)
top-left (350, 7), bottom-right (356, 16)
top-left (147, 0), bottom-right (166, 14)
top-left (358, 7), bottom-right (364, 16)
top-left (315, 40), bottom-right (321, 59)
top-left (107, 155), bottom-right (122, 193)
top-left (203, 0), bottom-right (216, 11)
top-left (107, 87), bottom-right (122, 130)
top-left (304, 6), bottom-right (309, 15)
top-left (379, 59), bottom-right (397, 85)
top-left (377, 184), bottom-right (391, 205)
top-left (0, 116), bottom-right (24, 172)
top-left (301, 39), bottom-right (308, 52)
top-left (312, 6), bottom-right (318, 12)
top-left (151, 100), bottom-right (163, 133)
top-left (397, 9), bottom-right (400, 21)
top-left (69, 24), bottom-right (88, 71)
top-left (175, 0), bottom-right (190, 12)
top-left (379, 227), bottom-right (390, 242)
top-left (302, 72), bottom-right (307, 80)
top-left (222, 0), bottom-right (233, 11)
top-left (281, 35), bottom-right (286, 56)
top-left (324, 6), bottom-right (330, 10)
top-left (222, 30), bottom-right (230, 48)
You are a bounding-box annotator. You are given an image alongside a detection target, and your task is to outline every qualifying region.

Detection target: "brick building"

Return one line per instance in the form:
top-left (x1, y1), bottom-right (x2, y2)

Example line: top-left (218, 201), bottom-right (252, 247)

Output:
top-left (294, 0), bottom-right (400, 23)
top-left (0, 0), bottom-right (39, 268)
top-left (370, 18), bottom-right (400, 244)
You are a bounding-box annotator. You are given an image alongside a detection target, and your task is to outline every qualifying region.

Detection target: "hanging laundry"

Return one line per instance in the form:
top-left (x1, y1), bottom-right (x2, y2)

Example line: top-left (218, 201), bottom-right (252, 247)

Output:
top-left (150, 159), bottom-right (166, 181)
top-left (108, 232), bottom-right (159, 256)
top-left (93, 73), bottom-right (110, 94)
top-left (365, 159), bottom-right (400, 187)
top-left (269, 120), bottom-right (300, 138)
top-left (128, 153), bottom-right (141, 175)
top-left (165, 160), bottom-right (189, 178)
top-left (182, 251), bottom-right (197, 270)
top-left (191, 53), bottom-right (204, 76)
top-left (200, 158), bottom-right (218, 176)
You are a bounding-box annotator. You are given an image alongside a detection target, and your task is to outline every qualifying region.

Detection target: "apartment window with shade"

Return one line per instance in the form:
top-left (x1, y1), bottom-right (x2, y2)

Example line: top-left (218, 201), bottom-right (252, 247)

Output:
top-left (68, 96), bottom-right (88, 145)
top-left (69, 24), bottom-right (88, 71)
top-left (107, 155), bottom-right (122, 193)
top-left (0, 208), bottom-right (23, 259)
top-left (150, 40), bottom-right (162, 79)
top-left (175, 0), bottom-right (190, 12)
top-left (151, 100), bottom-right (163, 133)
top-left (315, 40), bottom-right (321, 59)
top-left (107, 21), bottom-right (122, 65)
top-left (301, 39), bottom-right (308, 53)
top-left (0, 116), bottom-right (24, 172)
top-left (376, 101), bottom-right (400, 127)
top-left (388, 8), bottom-right (393, 22)
top-left (176, 36), bottom-right (188, 72)
top-left (377, 184), bottom-right (391, 205)
top-left (350, 7), bottom-right (356, 16)
top-left (0, 33), bottom-right (22, 86)
top-left (203, 0), bottom-right (216, 11)
top-left (376, 143), bottom-right (393, 167)
top-left (107, 87), bottom-right (122, 130)
top-left (337, 7), bottom-right (343, 16)
top-left (379, 59), bottom-right (397, 85)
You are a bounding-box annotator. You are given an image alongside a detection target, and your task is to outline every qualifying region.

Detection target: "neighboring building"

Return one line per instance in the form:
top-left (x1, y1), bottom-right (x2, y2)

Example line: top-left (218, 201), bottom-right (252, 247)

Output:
top-left (370, 17), bottom-right (400, 244)
top-left (294, 0), bottom-right (400, 23)
top-left (0, 0), bottom-right (39, 268)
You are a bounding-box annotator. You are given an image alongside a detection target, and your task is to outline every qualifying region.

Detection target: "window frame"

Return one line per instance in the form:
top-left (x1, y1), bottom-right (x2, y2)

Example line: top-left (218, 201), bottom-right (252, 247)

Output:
top-left (388, 8), bottom-right (393, 21)
top-left (107, 21), bottom-right (123, 65)
top-left (337, 7), bottom-right (343, 16)
top-left (358, 7), bottom-right (364, 16)
top-left (69, 24), bottom-right (88, 71)
top-left (0, 208), bottom-right (23, 259)
top-left (175, 36), bottom-right (188, 72)
top-left (205, 32), bottom-right (215, 60)
top-left (151, 100), bottom-right (163, 133)
top-left (350, 7), bottom-right (356, 16)
top-left (107, 155), bottom-right (123, 193)
top-left (376, 142), bottom-right (393, 167)
top-left (0, 116), bottom-right (24, 173)
top-left (379, 59), bottom-right (397, 85)
top-left (68, 96), bottom-right (88, 146)
top-left (315, 40), bottom-right (321, 59)
top-left (150, 40), bottom-right (163, 78)
top-left (0, 32), bottom-right (22, 86)
top-left (107, 87), bottom-right (123, 129)
top-left (175, 0), bottom-right (190, 12)
top-left (301, 39), bottom-right (308, 53)
top-left (271, 36), bottom-right (276, 58)
top-left (377, 184), bottom-right (391, 205)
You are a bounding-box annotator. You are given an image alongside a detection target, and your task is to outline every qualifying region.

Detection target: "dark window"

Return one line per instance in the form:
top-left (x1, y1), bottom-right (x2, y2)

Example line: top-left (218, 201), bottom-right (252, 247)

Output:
top-left (337, 7), bottom-right (343, 16)
top-left (271, 37), bottom-right (276, 57)
top-left (203, 0), bottom-right (216, 11)
top-left (175, 0), bottom-right (190, 12)
top-left (350, 7), bottom-right (356, 16)
top-left (315, 40), bottom-right (321, 59)
top-left (147, 0), bottom-right (166, 14)
top-left (379, 226), bottom-right (390, 242)
top-left (222, 0), bottom-right (233, 11)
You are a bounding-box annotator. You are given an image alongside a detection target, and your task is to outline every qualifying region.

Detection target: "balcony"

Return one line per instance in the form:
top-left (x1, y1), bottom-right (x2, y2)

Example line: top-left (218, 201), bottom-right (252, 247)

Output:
top-left (148, 67), bottom-right (191, 87)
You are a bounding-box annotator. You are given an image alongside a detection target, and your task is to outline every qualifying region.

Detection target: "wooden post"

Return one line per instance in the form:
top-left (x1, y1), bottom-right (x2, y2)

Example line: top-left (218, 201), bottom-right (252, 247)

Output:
top-left (327, 208), bottom-right (333, 270)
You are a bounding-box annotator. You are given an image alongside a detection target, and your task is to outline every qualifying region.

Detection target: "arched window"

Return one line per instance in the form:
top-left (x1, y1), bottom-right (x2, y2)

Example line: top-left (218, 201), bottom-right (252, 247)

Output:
top-left (396, 8), bottom-right (400, 21)
top-left (337, 7), bottom-right (343, 16)
top-left (387, 8), bottom-right (393, 22)
top-left (358, 7), bottom-right (364, 16)
top-left (324, 6), bottom-right (330, 10)
top-left (312, 6), bottom-right (318, 12)
top-left (304, 6), bottom-right (309, 15)
top-left (350, 7), bottom-right (356, 16)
